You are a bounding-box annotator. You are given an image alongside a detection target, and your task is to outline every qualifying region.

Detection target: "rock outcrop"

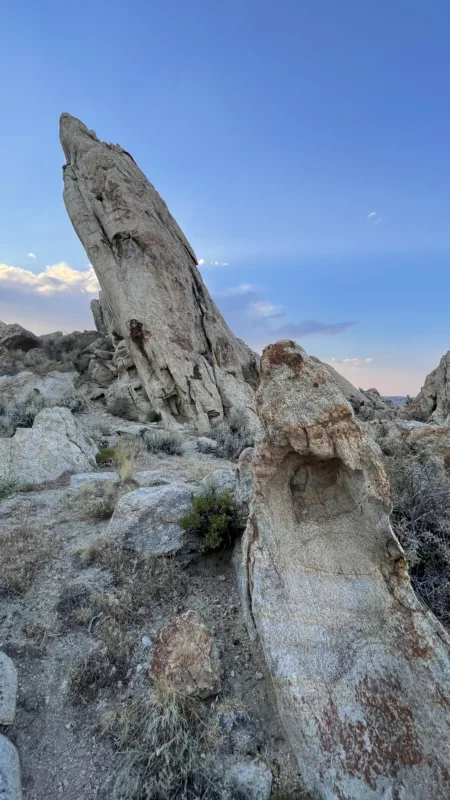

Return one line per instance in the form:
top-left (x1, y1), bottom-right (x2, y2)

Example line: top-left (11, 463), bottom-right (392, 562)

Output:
top-left (0, 407), bottom-right (97, 485)
top-left (408, 350), bottom-right (450, 423)
top-left (239, 340), bottom-right (450, 799)
top-left (60, 113), bottom-right (259, 432)
top-left (0, 321), bottom-right (41, 354)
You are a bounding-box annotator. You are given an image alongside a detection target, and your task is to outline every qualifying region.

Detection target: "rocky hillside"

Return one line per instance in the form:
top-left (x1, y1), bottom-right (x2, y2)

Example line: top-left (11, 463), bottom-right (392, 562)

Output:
top-left (1, 114), bottom-right (450, 800)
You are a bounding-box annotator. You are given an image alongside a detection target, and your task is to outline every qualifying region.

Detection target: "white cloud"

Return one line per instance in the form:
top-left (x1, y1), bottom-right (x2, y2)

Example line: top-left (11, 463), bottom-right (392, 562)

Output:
top-left (367, 211), bottom-right (377, 219)
top-left (214, 283), bottom-right (255, 298)
top-left (248, 300), bottom-right (284, 319)
top-left (0, 262), bottom-right (100, 295)
top-left (198, 258), bottom-right (229, 268)
top-left (367, 211), bottom-right (382, 225)
top-left (28, 252), bottom-right (36, 259)
top-left (329, 356), bottom-right (374, 371)
top-left (373, 217), bottom-right (382, 225)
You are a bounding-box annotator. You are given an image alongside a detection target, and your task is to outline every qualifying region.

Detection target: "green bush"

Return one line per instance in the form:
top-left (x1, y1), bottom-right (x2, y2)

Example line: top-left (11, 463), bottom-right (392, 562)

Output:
top-left (96, 448), bottom-right (117, 465)
top-left (180, 489), bottom-right (245, 551)
top-left (143, 429), bottom-right (183, 455)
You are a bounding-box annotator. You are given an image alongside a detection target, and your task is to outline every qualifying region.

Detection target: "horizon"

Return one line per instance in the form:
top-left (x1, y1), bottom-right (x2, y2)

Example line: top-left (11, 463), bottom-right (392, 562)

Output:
top-left (1, 1), bottom-right (449, 395)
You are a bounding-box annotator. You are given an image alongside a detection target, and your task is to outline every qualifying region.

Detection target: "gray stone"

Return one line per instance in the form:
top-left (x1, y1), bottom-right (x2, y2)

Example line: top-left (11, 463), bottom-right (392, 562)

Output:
top-left (199, 469), bottom-right (236, 496)
top-left (0, 407), bottom-right (97, 486)
top-left (107, 484), bottom-right (194, 554)
top-left (235, 447), bottom-right (254, 511)
top-left (408, 350), bottom-right (450, 423)
top-left (239, 339), bottom-right (450, 800)
top-left (226, 760), bottom-right (272, 800)
top-left (0, 654), bottom-right (17, 725)
top-left (60, 113), bottom-right (259, 433)
top-left (69, 472), bottom-right (120, 492)
top-left (0, 370), bottom-right (76, 407)
top-left (134, 471), bottom-right (174, 488)
top-left (0, 320), bottom-right (41, 353)
top-left (196, 436), bottom-right (218, 452)
top-left (0, 735), bottom-right (22, 799)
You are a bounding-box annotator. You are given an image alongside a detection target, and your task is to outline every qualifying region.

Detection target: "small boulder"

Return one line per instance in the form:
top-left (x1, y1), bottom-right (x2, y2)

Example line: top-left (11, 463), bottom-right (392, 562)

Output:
top-left (0, 653), bottom-right (18, 725)
top-left (199, 469), bottom-right (236, 496)
top-left (69, 472), bottom-right (120, 492)
top-left (196, 436), bottom-right (218, 453)
top-left (0, 734), bottom-right (22, 799)
top-left (107, 484), bottom-right (194, 554)
top-left (134, 470), bottom-right (174, 488)
top-left (149, 611), bottom-right (220, 698)
top-left (226, 760), bottom-right (272, 800)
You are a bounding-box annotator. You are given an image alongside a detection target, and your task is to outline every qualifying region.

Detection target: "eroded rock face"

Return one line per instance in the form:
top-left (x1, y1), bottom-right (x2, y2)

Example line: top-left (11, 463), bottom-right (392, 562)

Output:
top-left (60, 113), bottom-right (259, 432)
top-left (0, 320), bottom-right (41, 353)
top-left (408, 350), bottom-right (450, 424)
top-left (239, 340), bottom-right (450, 800)
top-left (149, 611), bottom-right (220, 698)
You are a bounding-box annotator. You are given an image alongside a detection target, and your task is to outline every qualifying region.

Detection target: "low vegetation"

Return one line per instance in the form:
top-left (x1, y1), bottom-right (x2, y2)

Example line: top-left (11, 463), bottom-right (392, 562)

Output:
top-left (104, 682), bottom-right (228, 800)
top-left (180, 489), bottom-right (245, 551)
top-left (387, 453), bottom-right (450, 626)
top-left (0, 390), bottom-right (87, 437)
top-left (143, 428), bottom-right (183, 455)
top-left (0, 525), bottom-right (53, 597)
top-left (209, 411), bottom-right (254, 461)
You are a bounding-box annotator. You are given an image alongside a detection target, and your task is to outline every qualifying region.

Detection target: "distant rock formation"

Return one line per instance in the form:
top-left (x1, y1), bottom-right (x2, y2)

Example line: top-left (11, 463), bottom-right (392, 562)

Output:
top-left (408, 350), bottom-right (450, 424)
top-left (316, 358), bottom-right (397, 420)
top-left (239, 339), bottom-right (450, 799)
top-left (0, 320), bottom-right (41, 354)
top-left (59, 113), bottom-right (259, 432)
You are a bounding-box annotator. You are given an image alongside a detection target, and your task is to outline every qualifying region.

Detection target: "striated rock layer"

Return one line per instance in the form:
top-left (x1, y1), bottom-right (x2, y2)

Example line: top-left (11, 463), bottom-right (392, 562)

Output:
top-left (59, 113), bottom-right (258, 432)
top-left (239, 340), bottom-right (450, 799)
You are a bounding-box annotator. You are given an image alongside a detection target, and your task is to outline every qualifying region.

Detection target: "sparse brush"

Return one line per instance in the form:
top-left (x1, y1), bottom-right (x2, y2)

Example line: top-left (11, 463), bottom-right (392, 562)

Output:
top-left (143, 429), bottom-right (183, 455)
top-left (116, 439), bottom-right (136, 482)
top-left (57, 583), bottom-right (96, 629)
top-left (70, 619), bottom-right (131, 704)
top-left (81, 484), bottom-right (119, 520)
top-left (0, 478), bottom-right (22, 502)
top-left (108, 681), bottom-right (228, 800)
top-left (209, 410), bottom-right (254, 461)
top-left (387, 453), bottom-right (450, 625)
top-left (96, 448), bottom-right (118, 465)
top-left (0, 526), bottom-right (53, 597)
top-left (180, 489), bottom-right (245, 551)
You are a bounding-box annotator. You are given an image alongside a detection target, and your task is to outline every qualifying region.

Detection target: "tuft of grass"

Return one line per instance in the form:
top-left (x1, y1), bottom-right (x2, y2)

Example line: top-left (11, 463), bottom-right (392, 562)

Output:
top-left (105, 681), bottom-right (228, 800)
top-left (69, 617), bottom-right (131, 704)
top-left (387, 453), bottom-right (450, 626)
top-left (180, 489), bottom-right (245, 552)
top-left (0, 526), bottom-right (53, 597)
top-left (115, 439), bottom-right (136, 483)
top-left (81, 483), bottom-right (119, 520)
top-left (0, 478), bottom-right (22, 503)
top-left (143, 429), bottom-right (183, 455)
top-left (57, 583), bottom-right (96, 629)
top-left (96, 448), bottom-right (117, 465)
top-left (209, 410), bottom-right (254, 461)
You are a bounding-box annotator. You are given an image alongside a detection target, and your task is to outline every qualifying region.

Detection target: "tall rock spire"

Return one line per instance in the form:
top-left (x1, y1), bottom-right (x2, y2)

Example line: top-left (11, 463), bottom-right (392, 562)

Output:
top-left (59, 113), bottom-right (258, 431)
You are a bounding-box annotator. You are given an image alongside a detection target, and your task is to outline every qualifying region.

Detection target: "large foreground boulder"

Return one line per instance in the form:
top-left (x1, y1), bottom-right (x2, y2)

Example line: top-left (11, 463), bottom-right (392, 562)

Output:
top-left (60, 113), bottom-right (259, 432)
top-left (239, 340), bottom-right (450, 799)
top-left (408, 350), bottom-right (450, 423)
top-left (0, 407), bottom-right (97, 485)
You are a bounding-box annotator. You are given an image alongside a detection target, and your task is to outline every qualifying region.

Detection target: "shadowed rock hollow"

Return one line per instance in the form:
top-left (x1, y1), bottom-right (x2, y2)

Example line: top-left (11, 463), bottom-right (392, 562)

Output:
top-left (239, 339), bottom-right (450, 799)
top-left (59, 113), bottom-right (259, 432)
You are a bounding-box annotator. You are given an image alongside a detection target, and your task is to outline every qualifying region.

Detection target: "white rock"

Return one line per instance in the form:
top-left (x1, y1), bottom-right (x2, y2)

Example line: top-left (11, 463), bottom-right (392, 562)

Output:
top-left (107, 484), bottom-right (194, 554)
top-left (0, 735), bottom-right (22, 799)
top-left (0, 370), bottom-right (75, 406)
top-left (69, 472), bottom-right (120, 492)
top-left (196, 436), bottom-right (218, 452)
top-left (226, 760), bottom-right (272, 800)
top-left (199, 469), bottom-right (236, 496)
top-left (134, 470), bottom-right (174, 488)
top-left (0, 407), bottom-right (97, 486)
top-left (0, 654), bottom-right (18, 725)
top-left (240, 339), bottom-right (450, 800)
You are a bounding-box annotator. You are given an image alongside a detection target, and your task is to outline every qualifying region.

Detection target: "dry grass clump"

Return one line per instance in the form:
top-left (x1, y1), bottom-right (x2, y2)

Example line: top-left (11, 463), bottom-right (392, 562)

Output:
top-left (77, 541), bottom-right (187, 620)
top-left (209, 411), bottom-right (254, 461)
top-left (143, 429), bottom-right (183, 456)
top-left (70, 617), bottom-right (131, 704)
top-left (116, 439), bottom-right (136, 482)
top-left (105, 681), bottom-right (228, 800)
top-left (82, 483), bottom-right (119, 520)
top-left (57, 583), bottom-right (97, 628)
top-left (0, 478), bottom-right (22, 503)
top-left (387, 453), bottom-right (450, 625)
top-left (0, 525), bottom-right (53, 597)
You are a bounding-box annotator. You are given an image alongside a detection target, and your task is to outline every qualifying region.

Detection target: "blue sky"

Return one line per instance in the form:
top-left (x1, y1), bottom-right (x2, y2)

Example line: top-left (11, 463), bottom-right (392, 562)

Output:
top-left (1, 0), bottom-right (449, 394)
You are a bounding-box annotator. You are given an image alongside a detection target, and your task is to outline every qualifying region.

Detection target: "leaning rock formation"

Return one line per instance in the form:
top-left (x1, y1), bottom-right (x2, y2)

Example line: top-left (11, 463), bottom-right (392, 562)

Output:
top-left (60, 113), bottom-right (259, 432)
top-left (408, 350), bottom-right (450, 424)
top-left (240, 340), bottom-right (450, 799)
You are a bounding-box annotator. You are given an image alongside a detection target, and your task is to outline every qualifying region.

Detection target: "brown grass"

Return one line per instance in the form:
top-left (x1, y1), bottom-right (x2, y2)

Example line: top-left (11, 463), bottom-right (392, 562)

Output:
top-left (0, 526), bottom-right (53, 597)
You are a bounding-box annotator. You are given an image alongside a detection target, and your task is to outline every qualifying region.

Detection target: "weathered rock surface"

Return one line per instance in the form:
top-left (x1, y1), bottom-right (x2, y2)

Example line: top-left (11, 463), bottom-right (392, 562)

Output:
top-left (60, 113), bottom-right (259, 432)
top-left (0, 370), bottom-right (76, 407)
top-left (408, 350), bottom-right (450, 423)
top-left (317, 360), bottom-right (397, 421)
top-left (149, 611), bottom-right (220, 698)
top-left (133, 470), bottom-right (174, 488)
top-left (235, 447), bottom-right (254, 511)
top-left (199, 468), bottom-right (236, 496)
top-left (68, 472), bottom-right (120, 492)
top-left (0, 653), bottom-right (18, 725)
top-left (225, 760), bottom-right (272, 800)
top-left (0, 735), bottom-right (22, 799)
top-left (0, 407), bottom-right (97, 485)
top-left (239, 339), bottom-right (450, 800)
top-left (0, 320), bottom-right (41, 353)
top-left (107, 484), bottom-right (194, 554)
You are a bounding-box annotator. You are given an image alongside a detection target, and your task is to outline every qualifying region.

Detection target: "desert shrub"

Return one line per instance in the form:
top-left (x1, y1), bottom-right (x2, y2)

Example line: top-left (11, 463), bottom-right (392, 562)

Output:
top-left (82, 484), bottom-right (119, 520)
top-left (143, 429), bottom-right (183, 455)
top-left (0, 478), bottom-right (22, 503)
top-left (180, 489), bottom-right (245, 551)
top-left (96, 448), bottom-right (117, 465)
top-left (57, 583), bottom-right (96, 628)
top-left (0, 525), bottom-right (53, 597)
top-left (209, 411), bottom-right (254, 461)
top-left (115, 439), bottom-right (136, 482)
top-left (0, 391), bottom-right (87, 437)
top-left (106, 682), bottom-right (227, 800)
top-left (387, 454), bottom-right (450, 625)
top-left (70, 617), bottom-right (131, 704)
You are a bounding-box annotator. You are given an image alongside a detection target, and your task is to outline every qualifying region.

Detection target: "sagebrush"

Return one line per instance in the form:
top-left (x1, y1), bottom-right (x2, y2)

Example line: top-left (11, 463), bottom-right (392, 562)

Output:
top-left (209, 411), bottom-right (254, 461)
top-left (180, 489), bottom-right (245, 551)
top-left (143, 429), bottom-right (183, 455)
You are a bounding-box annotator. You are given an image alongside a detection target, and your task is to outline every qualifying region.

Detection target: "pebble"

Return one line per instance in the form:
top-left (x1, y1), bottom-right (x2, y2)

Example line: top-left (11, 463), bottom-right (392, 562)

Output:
top-left (0, 652), bottom-right (18, 725)
top-left (231, 670), bottom-right (236, 678)
top-left (255, 672), bottom-right (264, 681)
top-left (141, 636), bottom-right (151, 648)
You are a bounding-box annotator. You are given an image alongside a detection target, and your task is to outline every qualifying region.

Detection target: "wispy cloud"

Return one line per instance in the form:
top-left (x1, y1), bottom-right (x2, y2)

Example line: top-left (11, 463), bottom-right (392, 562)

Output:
top-left (367, 211), bottom-right (382, 225)
top-left (373, 217), bottom-right (382, 225)
top-left (213, 283), bottom-right (256, 298)
top-left (367, 211), bottom-right (377, 219)
top-left (274, 319), bottom-right (358, 337)
top-left (27, 252), bottom-right (36, 259)
top-left (198, 258), bottom-right (229, 268)
top-left (248, 300), bottom-right (285, 320)
top-left (329, 356), bottom-right (374, 371)
top-left (0, 262), bottom-right (100, 295)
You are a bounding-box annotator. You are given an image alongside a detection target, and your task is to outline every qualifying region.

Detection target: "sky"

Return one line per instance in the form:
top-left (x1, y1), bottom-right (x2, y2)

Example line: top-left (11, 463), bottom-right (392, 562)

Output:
top-left (1, 0), bottom-right (449, 395)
